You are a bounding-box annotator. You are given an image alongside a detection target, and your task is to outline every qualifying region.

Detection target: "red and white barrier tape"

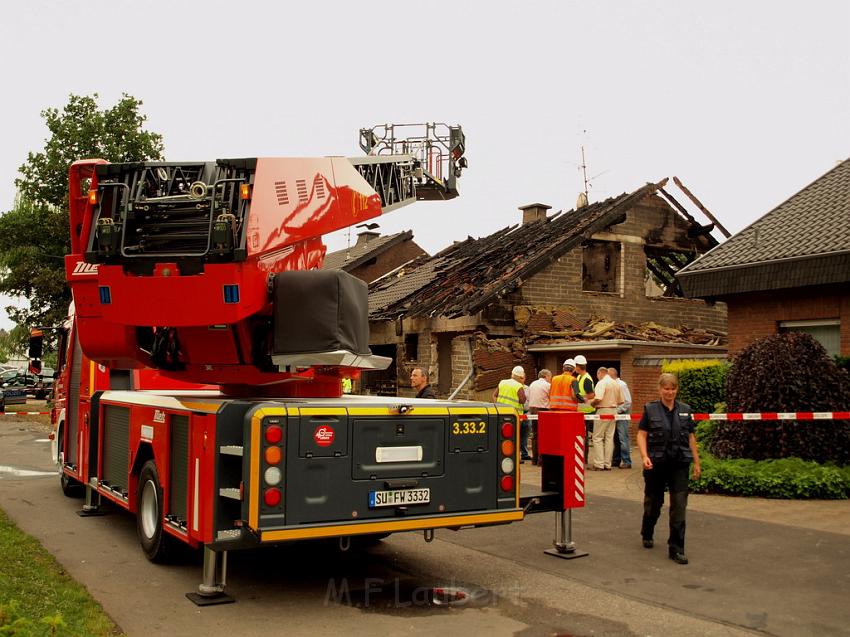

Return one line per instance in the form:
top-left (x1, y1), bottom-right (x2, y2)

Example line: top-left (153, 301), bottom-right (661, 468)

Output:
top-left (0, 411), bottom-right (50, 416)
top-left (524, 412), bottom-right (850, 421)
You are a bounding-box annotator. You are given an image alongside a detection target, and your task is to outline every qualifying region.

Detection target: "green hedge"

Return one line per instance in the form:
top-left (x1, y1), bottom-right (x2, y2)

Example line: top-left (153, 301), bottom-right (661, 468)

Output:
top-left (661, 359), bottom-right (728, 413)
top-left (690, 451), bottom-right (850, 499)
top-left (690, 421), bottom-right (850, 499)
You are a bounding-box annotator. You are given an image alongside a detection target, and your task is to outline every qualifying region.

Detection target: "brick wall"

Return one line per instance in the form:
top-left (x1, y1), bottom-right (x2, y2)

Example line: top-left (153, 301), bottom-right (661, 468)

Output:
top-left (451, 334), bottom-right (475, 399)
top-left (725, 284), bottom-right (849, 356)
top-left (518, 203), bottom-right (727, 332)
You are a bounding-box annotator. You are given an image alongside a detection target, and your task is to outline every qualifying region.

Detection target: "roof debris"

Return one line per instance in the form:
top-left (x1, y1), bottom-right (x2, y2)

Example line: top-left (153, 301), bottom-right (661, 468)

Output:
top-left (517, 307), bottom-right (727, 346)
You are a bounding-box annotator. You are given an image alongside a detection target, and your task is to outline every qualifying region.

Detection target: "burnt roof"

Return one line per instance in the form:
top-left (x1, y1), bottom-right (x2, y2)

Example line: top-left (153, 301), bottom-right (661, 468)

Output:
top-left (678, 157), bottom-right (850, 298)
top-left (322, 230), bottom-right (416, 272)
top-left (369, 179), bottom-right (706, 320)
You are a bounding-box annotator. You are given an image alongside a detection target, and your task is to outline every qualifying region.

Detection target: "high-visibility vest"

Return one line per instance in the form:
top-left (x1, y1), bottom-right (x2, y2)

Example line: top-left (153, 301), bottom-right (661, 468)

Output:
top-left (576, 372), bottom-right (596, 413)
top-left (495, 378), bottom-right (524, 414)
top-left (549, 373), bottom-right (578, 411)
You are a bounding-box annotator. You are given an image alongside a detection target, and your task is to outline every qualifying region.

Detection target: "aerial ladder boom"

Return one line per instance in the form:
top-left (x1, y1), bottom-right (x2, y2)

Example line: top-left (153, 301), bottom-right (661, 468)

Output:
top-left (65, 124), bottom-right (466, 392)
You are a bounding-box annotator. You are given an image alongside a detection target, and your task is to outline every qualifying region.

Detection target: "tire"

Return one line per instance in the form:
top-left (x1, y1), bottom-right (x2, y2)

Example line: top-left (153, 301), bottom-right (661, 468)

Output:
top-left (136, 460), bottom-right (174, 563)
top-left (60, 469), bottom-right (84, 498)
top-left (57, 426), bottom-right (83, 497)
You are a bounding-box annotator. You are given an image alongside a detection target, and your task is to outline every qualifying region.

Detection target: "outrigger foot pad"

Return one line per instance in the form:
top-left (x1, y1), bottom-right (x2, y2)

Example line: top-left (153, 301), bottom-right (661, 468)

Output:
top-left (544, 547), bottom-right (589, 560)
top-left (76, 508), bottom-right (107, 517)
top-left (185, 592), bottom-right (235, 606)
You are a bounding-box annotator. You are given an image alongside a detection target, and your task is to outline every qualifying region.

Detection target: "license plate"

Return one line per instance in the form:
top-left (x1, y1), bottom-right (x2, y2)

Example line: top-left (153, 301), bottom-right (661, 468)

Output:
top-left (369, 488), bottom-right (430, 508)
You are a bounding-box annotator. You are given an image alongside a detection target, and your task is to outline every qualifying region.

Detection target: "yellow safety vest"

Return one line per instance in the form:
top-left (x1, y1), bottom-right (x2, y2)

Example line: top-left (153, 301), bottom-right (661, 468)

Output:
top-left (495, 378), bottom-right (524, 414)
top-left (576, 372), bottom-right (596, 413)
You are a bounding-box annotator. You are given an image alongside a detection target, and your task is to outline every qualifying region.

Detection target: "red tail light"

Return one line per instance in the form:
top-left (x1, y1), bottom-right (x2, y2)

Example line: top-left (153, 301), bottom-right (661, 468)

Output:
top-left (501, 422), bottom-right (514, 439)
top-left (265, 425), bottom-right (283, 444)
top-left (264, 488), bottom-right (281, 507)
top-left (500, 476), bottom-right (514, 492)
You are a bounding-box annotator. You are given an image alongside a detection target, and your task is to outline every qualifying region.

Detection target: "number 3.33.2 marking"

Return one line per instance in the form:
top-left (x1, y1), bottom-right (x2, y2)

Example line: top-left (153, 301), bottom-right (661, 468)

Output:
top-left (452, 421), bottom-right (486, 435)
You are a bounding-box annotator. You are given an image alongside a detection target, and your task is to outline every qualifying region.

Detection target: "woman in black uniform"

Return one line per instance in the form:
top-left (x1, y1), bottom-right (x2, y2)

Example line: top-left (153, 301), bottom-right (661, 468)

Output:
top-left (636, 373), bottom-right (701, 565)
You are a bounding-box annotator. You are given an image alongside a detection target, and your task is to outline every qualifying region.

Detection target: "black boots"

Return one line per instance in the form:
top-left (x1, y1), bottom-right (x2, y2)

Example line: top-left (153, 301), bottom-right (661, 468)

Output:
top-left (669, 548), bottom-right (689, 565)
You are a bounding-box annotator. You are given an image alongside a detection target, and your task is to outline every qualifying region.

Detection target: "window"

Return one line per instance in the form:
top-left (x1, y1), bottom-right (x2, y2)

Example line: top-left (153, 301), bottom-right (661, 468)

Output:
top-left (779, 320), bottom-right (840, 357)
top-left (644, 247), bottom-right (695, 297)
top-left (582, 241), bottom-right (621, 293)
top-left (404, 333), bottom-right (419, 361)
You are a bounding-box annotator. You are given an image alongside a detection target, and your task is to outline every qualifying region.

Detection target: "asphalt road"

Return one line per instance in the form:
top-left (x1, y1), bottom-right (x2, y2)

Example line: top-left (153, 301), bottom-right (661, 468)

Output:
top-left (1, 418), bottom-right (848, 637)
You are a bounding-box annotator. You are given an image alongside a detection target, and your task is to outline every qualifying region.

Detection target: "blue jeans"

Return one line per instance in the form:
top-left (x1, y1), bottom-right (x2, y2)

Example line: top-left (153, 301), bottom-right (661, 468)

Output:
top-left (520, 419), bottom-right (531, 459)
top-left (616, 420), bottom-right (632, 466)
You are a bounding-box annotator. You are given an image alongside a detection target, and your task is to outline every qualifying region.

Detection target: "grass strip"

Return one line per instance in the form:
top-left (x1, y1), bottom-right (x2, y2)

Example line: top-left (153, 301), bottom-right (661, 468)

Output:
top-left (0, 506), bottom-right (124, 636)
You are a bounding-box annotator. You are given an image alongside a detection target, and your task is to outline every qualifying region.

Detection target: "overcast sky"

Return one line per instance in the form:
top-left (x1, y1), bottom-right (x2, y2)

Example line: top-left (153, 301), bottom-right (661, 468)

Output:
top-left (1, 1), bottom-right (848, 330)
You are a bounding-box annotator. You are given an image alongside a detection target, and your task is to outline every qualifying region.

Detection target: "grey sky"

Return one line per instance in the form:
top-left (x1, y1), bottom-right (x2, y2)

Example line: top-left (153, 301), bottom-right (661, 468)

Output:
top-left (1, 1), bottom-right (848, 330)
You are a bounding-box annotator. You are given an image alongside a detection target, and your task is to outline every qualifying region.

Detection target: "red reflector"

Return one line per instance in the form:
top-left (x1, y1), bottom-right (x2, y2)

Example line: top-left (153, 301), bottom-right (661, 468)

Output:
top-left (500, 475), bottom-right (514, 492)
top-left (263, 487), bottom-right (281, 507)
top-left (265, 425), bottom-right (283, 444)
top-left (501, 422), bottom-right (514, 439)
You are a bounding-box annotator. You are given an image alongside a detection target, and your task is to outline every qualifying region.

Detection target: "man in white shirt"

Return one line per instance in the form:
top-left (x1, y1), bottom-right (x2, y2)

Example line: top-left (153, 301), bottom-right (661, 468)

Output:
top-left (609, 367), bottom-right (633, 468)
top-left (527, 369), bottom-right (552, 465)
top-left (590, 366), bottom-right (623, 470)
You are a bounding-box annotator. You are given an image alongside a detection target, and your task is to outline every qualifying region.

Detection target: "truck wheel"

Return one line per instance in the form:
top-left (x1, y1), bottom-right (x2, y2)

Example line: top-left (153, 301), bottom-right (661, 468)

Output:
top-left (137, 460), bottom-right (173, 563)
top-left (57, 427), bottom-right (83, 497)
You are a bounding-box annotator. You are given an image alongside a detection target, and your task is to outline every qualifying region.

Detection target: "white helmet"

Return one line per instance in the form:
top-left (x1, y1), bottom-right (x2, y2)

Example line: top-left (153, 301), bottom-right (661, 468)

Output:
top-left (574, 354), bottom-right (588, 365)
top-left (511, 365), bottom-right (526, 378)
top-left (563, 358), bottom-right (575, 368)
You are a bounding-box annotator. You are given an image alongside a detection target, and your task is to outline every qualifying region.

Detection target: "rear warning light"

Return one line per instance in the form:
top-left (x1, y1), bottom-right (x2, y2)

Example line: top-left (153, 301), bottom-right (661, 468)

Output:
top-left (263, 487), bottom-right (281, 507)
top-left (265, 425), bottom-right (283, 444)
top-left (240, 183), bottom-right (252, 200)
top-left (501, 440), bottom-right (514, 457)
top-left (500, 475), bottom-right (514, 492)
top-left (264, 446), bottom-right (282, 465)
top-left (501, 422), bottom-right (514, 439)
top-left (88, 189), bottom-right (98, 204)
top-left (264, 466), bottom-right (282, 486)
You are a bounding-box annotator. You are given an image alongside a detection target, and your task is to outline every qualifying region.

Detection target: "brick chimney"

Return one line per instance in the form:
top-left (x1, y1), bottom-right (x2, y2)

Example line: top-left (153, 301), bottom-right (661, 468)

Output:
top-left (355, 230), bottom-right (380, 246)
top-left (518, 203), bottom-right (551, 225)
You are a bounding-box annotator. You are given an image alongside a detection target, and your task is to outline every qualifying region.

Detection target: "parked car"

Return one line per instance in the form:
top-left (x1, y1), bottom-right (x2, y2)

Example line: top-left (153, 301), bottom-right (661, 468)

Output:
top-left (0, 370), bottom-right (28, 411)
top-left (33, 367), bottom-right (55, 400)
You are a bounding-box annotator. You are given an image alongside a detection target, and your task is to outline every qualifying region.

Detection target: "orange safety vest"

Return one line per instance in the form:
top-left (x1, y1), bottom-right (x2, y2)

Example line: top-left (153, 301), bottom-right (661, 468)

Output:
top-left (549, 373), bottom-right (578, 411)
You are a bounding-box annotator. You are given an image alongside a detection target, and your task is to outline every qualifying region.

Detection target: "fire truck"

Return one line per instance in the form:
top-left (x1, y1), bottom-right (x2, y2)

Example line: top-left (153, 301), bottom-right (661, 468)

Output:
top-left (42, 124), bottom-right (570, 603)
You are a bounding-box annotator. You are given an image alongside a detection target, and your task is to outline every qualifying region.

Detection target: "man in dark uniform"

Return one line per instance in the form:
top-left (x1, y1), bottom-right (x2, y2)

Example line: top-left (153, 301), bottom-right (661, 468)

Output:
top-left (637, 373), bottom-right (702, 565)
top-left (410, 367), bottom-right (436, 399)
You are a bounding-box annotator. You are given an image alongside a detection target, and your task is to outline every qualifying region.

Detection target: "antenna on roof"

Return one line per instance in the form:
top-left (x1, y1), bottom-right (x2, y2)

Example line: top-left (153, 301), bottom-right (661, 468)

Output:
top-left (580, 144), bottom-right (590, 202)
top-left (575, 132), bottom-right (609, 208)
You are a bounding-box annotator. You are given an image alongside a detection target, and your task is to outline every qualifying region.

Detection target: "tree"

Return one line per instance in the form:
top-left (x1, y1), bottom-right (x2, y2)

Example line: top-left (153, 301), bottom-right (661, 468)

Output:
top-left (0, 93), bottom-right (164, 333)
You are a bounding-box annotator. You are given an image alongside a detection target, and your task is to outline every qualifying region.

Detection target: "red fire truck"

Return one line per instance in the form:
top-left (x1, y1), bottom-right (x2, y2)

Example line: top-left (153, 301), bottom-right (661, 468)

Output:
top-left (42, 124), bottom-right (569, 603)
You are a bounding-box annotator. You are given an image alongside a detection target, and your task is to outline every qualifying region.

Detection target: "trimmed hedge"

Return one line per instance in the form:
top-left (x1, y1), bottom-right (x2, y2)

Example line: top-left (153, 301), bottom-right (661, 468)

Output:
top-left (661, 359), bottom-right (728, 413)
top-left (692, 419), bottom-right (850, 499)
top-left (690, 450), bottom-right (850, 499)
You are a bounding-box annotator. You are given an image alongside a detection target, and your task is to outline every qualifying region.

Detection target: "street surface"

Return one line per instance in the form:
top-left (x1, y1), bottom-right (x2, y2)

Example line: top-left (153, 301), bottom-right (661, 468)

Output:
top-left (1, 413), bottom-right (848, 637)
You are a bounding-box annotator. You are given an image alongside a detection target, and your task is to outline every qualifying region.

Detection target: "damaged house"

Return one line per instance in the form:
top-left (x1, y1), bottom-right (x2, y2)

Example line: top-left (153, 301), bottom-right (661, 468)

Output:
top-left (363, 178), bottom-right (728, 411)
top-left (321, 229), bottom-right (427, 284)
